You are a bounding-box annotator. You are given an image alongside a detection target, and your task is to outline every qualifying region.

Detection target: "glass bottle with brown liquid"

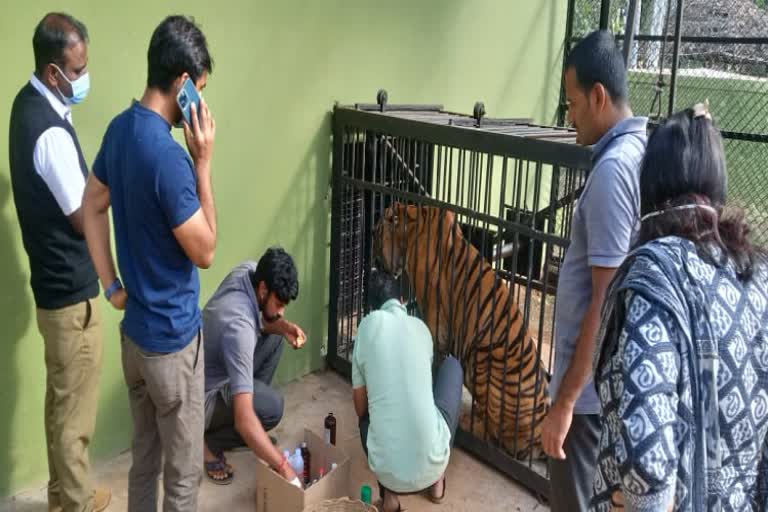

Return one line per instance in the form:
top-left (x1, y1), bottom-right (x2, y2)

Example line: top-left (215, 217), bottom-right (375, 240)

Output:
top-left (324, 412), bottom-right (336, 445)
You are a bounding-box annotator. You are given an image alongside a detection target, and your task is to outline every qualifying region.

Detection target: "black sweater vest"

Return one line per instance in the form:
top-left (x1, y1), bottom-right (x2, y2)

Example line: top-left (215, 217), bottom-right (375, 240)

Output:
top-left (9, 83), bottom-right (98, 309)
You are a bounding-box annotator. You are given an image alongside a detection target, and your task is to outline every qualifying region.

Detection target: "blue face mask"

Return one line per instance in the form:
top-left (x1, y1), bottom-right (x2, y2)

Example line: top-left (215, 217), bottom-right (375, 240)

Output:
top-left (52, 64), bottom-right (90, 105)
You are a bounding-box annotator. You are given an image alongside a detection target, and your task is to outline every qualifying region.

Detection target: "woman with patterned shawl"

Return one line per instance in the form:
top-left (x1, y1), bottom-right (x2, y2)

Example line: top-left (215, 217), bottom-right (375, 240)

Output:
top-left (592, 104), bottom-right (768, 511)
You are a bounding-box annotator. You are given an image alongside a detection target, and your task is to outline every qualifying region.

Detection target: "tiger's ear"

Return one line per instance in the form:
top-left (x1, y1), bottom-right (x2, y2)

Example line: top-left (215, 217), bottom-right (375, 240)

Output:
top-left (383, 204), bottom-right (399, 225)
top-left (404, 204), bottom-right (420, 222)
top-left (389, 202), bottom-right (410, 225)
top-left (443, 209), bottom-right (462, 237)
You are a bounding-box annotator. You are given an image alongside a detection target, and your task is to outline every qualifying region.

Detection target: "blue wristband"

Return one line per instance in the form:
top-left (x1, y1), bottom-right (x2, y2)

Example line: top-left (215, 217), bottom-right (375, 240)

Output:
top-left (105, 278), bottom-right (123, 301)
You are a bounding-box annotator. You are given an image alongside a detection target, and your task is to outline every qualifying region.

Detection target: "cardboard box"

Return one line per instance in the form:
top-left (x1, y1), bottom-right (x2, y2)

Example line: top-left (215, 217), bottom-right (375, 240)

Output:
top-left (256, 429), bottom-right (351, 512)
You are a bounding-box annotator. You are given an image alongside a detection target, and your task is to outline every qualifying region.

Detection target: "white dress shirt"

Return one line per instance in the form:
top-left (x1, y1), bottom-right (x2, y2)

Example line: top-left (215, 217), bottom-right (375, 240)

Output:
top-left (29, 74), bottom-right (85, 216)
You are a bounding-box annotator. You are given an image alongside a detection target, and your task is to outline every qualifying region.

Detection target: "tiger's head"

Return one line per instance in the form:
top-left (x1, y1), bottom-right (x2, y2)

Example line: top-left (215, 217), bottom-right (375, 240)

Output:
top-left (373, 202), bottom-right (410, 277)
top-left (373, 202), bottom-right (461, 277)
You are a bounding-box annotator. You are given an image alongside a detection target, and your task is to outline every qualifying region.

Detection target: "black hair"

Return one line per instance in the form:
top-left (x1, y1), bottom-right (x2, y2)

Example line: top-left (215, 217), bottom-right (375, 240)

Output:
top-left (637, 107), bottom-right (763, 280)
top-left (251, 247), bottom-right (299, 303)
top-left (367, 269), bottom-right (399, 310)
top-left (33, 13), bottom-right (89, 74)
top-left (147, 15), bottom-right (213, 92)
top-left (565, 30), bottom-right (627, 104)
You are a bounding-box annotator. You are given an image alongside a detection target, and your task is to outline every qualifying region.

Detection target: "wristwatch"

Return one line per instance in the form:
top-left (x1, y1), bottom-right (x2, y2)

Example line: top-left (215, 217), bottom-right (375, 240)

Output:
top-left (105, 278), bottom-right (123, 301)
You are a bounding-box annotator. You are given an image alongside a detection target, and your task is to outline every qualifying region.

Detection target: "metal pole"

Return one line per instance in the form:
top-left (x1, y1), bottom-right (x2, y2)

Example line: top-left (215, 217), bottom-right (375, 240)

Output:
top-left (599, 0), bottom-right (612, 30)
top-left (327, 108), bottom-right (345, 374)
top-left (557, 0), bottom-right (577, 126)
top-left (622, 0), bottom-right (639, 66)
top-left (668, 0), bottom-right (685, 116)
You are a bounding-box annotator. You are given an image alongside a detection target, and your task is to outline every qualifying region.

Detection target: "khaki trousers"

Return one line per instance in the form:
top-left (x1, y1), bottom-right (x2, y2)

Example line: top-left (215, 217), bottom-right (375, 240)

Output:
top-left (37, 298), bottom-right (103, 512)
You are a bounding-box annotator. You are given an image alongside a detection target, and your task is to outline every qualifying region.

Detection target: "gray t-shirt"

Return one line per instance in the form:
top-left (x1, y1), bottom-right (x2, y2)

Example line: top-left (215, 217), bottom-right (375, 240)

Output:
top-left (551, 116), bottom-right (648, 415)
top-left (203, 261), bottom-right (263, 396)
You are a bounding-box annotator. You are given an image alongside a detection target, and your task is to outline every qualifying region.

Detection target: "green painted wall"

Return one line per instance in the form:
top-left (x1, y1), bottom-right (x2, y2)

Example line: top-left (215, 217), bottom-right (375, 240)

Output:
top-left (0, 0), bottom-right (566, 496)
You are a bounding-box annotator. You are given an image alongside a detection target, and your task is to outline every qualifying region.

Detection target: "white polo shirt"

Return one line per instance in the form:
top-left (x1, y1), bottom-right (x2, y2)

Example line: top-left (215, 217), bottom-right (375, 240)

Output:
top-left (29, 74), bottom-right (85, 216)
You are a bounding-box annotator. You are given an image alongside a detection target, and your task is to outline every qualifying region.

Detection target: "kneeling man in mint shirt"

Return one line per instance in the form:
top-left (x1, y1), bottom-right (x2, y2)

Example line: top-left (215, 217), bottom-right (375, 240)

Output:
top-left (352, 269), bottom-right (463, 512)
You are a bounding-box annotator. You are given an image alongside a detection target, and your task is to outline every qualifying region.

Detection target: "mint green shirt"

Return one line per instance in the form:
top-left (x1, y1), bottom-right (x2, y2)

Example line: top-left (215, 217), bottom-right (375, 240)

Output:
top-left (352, 299), bottom-right (451, 492)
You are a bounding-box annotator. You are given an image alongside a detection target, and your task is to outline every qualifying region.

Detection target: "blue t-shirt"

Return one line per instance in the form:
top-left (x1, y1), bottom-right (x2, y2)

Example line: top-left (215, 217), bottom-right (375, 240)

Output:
top-left (551, 116), bottom-right (648, 414)
top-left (93, 101), bottom-right (201, 352)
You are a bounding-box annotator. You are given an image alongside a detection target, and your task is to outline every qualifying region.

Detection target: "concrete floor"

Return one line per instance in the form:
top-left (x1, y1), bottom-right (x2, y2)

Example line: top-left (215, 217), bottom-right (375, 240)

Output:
top-left (2, 371), bottom-right (548, 512)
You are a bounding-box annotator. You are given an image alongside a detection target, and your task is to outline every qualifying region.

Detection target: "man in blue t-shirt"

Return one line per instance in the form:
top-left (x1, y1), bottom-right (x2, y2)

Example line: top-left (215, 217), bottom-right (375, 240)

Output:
top-left (82, 16), bottom-right (216, 512)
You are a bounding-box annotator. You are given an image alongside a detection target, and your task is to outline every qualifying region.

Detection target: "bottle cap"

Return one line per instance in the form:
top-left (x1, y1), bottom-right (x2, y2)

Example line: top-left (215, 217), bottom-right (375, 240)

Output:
top-left (301, 441), bottom-right (307, 448)
top-left (361, 484), bottom-right (372, 504)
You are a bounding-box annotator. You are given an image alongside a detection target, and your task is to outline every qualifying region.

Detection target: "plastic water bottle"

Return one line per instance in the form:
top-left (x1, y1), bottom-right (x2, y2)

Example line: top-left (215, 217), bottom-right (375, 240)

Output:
top-left (290, 448), bottom-right (304, 479)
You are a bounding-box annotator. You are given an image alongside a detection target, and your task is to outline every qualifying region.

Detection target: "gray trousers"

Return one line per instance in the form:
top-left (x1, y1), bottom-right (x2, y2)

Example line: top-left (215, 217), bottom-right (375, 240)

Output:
top-left (360, 355), bottom-right (463, 497)
top-left (204, 333), bottom-right (285, 454)
top-left (121, 330), bottom-right (204, 512)
top-left (548, 414), bottom-right (601, 512)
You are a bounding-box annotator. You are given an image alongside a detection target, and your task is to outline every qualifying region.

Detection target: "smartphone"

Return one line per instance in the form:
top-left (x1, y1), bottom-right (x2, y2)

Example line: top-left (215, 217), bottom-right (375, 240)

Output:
top-left (176, 77), bottom-right (202, 126)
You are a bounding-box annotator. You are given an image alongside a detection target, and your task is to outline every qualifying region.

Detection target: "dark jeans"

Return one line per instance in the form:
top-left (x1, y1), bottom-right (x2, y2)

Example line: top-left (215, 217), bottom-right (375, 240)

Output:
top-left (359, 355), bottom-right (463, 497)
top-left (548, 414), bottom-right (601, 512)
top-left (204, 334), bottom-right (284, 454)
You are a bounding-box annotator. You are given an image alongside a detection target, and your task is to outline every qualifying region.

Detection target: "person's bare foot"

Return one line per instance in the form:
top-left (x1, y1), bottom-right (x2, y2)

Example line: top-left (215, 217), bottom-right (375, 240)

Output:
top-left (204, 442), bottom-right (233, 471)
top-left (382, 489), bottom-right (402, 512)
top-left (204, 443), bottom-right (233, 484)
top-left (429, 475), bottom-right (446, 504)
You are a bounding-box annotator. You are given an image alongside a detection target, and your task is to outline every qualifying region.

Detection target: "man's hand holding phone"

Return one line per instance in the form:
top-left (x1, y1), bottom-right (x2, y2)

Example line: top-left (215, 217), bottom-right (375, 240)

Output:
top-left (183, 99), bottom-right (216, 167)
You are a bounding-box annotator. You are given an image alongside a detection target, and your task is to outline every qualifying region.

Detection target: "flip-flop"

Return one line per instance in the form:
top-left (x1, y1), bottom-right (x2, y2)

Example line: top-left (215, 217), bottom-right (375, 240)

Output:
top-left (217, 452), bottom-right (235, 472)
top-left (205, 456), bottom-right (234, 485)
top-left (428, 476), bottom-right (446, 504)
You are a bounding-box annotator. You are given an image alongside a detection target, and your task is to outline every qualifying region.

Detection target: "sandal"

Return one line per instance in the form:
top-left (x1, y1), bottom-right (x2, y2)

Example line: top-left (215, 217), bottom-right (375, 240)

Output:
top-left (428, 475), bottom-right (446, 504)
top-left (205, 454), bottom-right (234, 485)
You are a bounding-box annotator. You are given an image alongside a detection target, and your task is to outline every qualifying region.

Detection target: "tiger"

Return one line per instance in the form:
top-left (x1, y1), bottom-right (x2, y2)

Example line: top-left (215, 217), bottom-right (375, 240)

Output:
top-left (373, 202), bottom-right (550, 459)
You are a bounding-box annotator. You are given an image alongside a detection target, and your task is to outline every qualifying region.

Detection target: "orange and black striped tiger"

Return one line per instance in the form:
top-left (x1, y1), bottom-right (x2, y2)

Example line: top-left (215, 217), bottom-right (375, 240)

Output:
top-left (374, 202), bottom-right (549, 458)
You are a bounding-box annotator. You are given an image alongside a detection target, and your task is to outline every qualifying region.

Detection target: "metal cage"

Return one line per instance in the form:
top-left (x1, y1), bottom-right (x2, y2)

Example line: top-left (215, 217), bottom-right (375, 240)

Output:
top-left (327, 93), bottom-right (592, 498)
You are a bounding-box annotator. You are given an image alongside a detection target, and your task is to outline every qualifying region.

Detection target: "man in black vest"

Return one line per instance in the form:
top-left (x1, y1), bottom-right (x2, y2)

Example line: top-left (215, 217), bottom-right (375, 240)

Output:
top-left (8, 13), bottom-right (111, 512)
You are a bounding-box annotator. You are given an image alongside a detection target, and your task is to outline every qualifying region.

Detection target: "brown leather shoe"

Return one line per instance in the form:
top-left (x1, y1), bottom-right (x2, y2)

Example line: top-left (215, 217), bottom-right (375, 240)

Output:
top-left (92, 488), bottom-right (111, 512)
top-left (48, 485), bottom-right (63, 512)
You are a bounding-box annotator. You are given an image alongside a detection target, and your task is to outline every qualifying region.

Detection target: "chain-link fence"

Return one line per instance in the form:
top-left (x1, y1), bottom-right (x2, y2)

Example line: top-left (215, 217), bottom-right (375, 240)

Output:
top-left (562, 0), bottom-right (768, 244)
